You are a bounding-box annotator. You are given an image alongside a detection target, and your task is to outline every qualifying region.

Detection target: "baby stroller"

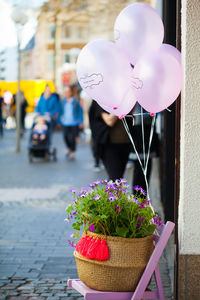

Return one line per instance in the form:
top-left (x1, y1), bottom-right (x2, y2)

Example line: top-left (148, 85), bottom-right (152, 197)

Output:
top-left (28, 116), bottom-right (57, 163)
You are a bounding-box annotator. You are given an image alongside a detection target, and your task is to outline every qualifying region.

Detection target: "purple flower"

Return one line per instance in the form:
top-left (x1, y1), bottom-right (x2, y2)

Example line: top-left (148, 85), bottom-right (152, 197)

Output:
top-left (68, 240), bottom-right (76, 248)
top-left (154, 216), bottom-right (163, 227)
top-left (123, 184), bottom-right (130, 188)
top-left (89, 224), bottom-right (95, 232)
top-left (70, 188), bottom-right (77, 193)
top-left (94, 180), bottom-right (100, 185)
top-left (115, 205), bottom-right (122, 213)
top-left (93, 195), bottom-right (101, 200)
top-left (72, 212), bottom-right (76, 215)
top-left (139, 203), bottom-right (145, 209)
top-left (72, 198), bottom-right (78, 203)
top-left (70, 233), bottom-right (74, 238)
top-left (134, 185), bottom-right (139, 191)
top-left (88, 183), bottom-right (95, 188)
top-left (115, 179), bottom-right (121, 186)
top-left (64, 218), bottom-right (70, 223)
top-left (100, 179), bottom-right (108, 185)
top-left (79, 193), bottom-right (86, 198)
top-left (138, 187), bottom-right (146, 196)
top-left (136, 218), bottom-right (144, 228)
top-left (109, 194), bottom-right (117, 202)
top-left (120, 188), bottom-right (127, 193)
top-left (80, 187), bottom-right (87, 192)
top-left (120, 178), bottom-right (127, 183)
top-left (107, 184), bottom-right (114, 189)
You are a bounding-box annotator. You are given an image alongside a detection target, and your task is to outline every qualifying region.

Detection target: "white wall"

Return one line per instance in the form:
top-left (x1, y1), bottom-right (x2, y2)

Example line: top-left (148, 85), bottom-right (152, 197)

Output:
top-left (179, 0), bottom-right (200, 254)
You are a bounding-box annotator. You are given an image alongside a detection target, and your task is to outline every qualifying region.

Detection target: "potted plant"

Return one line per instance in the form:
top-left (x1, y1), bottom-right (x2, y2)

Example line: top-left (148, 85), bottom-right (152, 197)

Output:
top-left (65, 178), bottom-right (162, 292)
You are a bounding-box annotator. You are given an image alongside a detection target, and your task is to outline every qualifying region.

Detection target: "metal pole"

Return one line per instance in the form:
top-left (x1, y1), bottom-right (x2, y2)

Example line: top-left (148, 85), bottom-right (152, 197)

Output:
top-left (16, 34), bottom-right (21, 153)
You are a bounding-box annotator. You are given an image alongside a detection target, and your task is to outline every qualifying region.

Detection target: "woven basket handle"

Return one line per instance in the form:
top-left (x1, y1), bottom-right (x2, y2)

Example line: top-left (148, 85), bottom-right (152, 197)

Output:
top-left (82, 212), bottom-right (106, 236)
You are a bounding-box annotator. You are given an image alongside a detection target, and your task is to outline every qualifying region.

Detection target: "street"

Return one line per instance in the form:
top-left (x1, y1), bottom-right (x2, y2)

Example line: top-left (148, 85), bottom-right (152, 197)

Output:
top-left (0, 130), bottom-right (172, 299)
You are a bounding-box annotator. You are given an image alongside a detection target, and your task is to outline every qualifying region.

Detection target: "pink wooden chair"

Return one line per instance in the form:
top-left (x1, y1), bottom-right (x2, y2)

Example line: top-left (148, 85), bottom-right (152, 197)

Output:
top-left (68, 221), bottom-right (175, 300)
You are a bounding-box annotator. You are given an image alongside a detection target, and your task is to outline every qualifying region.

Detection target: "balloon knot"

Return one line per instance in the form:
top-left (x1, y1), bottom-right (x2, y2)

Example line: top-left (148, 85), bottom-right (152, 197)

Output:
top-left (150, 113), bottom-right (155, 117)
top-left (119, 114), bottom-right (126, 119)
top-left (113, 107), bottom-right (118, 110)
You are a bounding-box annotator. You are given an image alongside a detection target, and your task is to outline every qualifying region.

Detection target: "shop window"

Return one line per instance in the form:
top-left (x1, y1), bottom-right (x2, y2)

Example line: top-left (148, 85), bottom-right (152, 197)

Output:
top-left (64, 54), bottom-right (70, 63)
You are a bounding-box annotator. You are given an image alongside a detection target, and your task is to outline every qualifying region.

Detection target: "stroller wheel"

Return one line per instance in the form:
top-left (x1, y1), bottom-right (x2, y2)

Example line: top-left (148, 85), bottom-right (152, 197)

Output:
top-left (29, 152), bottom-right (33, 163)
top-left (53, 148), bottom-right (57, 161)
top-left (45, 152), bottom-right (50, 161)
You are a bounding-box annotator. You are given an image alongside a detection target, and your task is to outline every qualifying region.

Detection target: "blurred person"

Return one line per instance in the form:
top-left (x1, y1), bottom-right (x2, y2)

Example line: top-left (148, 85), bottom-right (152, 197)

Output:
top-left (13, 91), bottom-right (28, 134)
top-left (61, 85), bottom-right (83, 160)
top-left (0, 91), bottom-right (3, 136)
top-left (2, 91), bottom-right (14, 129)
top-left (80, 89), bottom-right (92, 143)
top-left (52, 88), bottom-right (62, 127)
top-left (32, 115), bottom-right (48, 143)
top-left (89, 100), bottom-right (131, 179)
top-left (35, 84), bottom-right (59, 130)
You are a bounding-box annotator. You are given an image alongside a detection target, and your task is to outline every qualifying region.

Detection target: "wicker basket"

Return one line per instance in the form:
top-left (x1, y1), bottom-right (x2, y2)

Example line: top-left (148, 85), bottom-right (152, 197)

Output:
top-left (74, 231), bottom-right (153, 292)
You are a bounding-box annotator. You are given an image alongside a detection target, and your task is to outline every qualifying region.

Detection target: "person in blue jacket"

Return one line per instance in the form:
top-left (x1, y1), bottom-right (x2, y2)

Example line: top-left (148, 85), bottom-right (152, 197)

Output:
top-left (35, 85), bottom-right (59, 130)
top-left (61, 85), bottom-right (83, 160)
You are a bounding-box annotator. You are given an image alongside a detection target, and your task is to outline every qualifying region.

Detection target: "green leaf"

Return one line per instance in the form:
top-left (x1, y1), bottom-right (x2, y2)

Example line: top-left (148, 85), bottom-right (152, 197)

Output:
top-left (72, 223), bottom-right (81, 230)
top-left (101, 215), bottom-right (107, 219)
top-left (116, 226), bottom-right (129, 238)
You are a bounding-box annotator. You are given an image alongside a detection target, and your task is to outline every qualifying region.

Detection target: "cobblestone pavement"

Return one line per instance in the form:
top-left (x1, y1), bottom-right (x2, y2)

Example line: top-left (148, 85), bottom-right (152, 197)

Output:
top-left (0, 130), bottom-right (173, 299)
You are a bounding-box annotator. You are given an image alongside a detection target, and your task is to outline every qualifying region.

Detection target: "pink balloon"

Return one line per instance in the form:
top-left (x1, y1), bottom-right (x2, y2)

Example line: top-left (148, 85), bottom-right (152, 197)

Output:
top-left (160, 43), bottom-right (182, 65)
top-left (76, 39), bottom-right (133, 108)
top-left (132, 50), bottom-right (182, 113)
top-left (114, 3), bottom-right (164, 65)
top-left (97, 87), bottom-right (136, 119)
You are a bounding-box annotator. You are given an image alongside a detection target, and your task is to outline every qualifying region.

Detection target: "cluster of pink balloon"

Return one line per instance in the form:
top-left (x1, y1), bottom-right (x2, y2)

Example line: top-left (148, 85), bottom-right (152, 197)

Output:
top-left (76, 3), bottom-right (182, 117)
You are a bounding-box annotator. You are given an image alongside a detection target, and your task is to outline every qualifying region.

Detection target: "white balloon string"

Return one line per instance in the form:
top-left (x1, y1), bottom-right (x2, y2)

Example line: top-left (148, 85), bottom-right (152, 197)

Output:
top-left (141, 106), bottom-right (146, 166)
top-left (144, 115), bottom-right (156, 176)
top-left (122, 118), bottom-right (145, 172)
top-left (122, 115), bottom-right (156, 215)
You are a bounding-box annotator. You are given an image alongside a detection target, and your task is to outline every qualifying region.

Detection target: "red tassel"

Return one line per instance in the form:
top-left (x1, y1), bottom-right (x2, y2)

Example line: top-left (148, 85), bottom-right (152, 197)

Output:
top-left (86, 238), bottom-right (101, 259)
top-left (76, 236), bottom-right (92, 256)
top-left (76, 236), bottom-right (86, 254)
top-left (95, 239), bottom-right (109, 261)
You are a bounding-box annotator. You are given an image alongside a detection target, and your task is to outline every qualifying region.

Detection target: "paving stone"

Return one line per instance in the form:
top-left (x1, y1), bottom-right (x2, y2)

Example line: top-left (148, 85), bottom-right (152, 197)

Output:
top-left (17, 284), bottom-right (34, 290)
top-left (9, 297), bottom-right (29, 300)
top-left (2, 291), bottom-right (18, 296)
top-left (29, 298), bottom-right (45, 300)
top-left (41, 293), bottom-right (54, 296)
top-left (10, 280), bottom-right (26, 284)
top-left (56, 293), bottom-right (69, 297)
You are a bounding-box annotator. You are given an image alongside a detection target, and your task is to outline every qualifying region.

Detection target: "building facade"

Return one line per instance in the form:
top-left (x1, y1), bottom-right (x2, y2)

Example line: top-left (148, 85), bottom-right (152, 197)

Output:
top-left (0, 47), bottom-right (18, 82)
top-left (20, 36), bottom-right (35, 80)
top-left (32, 0), bottom-right (155, 92)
